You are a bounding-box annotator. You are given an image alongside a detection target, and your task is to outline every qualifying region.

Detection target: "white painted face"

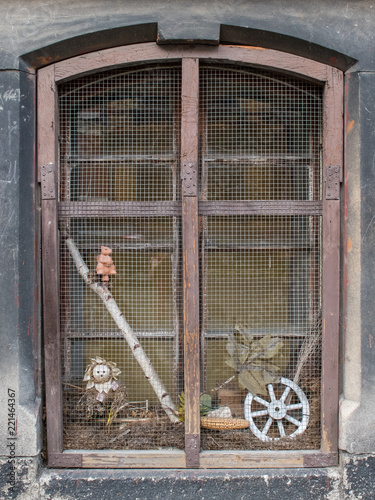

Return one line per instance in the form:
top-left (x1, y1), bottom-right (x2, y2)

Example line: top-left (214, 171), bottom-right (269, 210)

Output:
top-left (92, 364), bottom-right (110, 381)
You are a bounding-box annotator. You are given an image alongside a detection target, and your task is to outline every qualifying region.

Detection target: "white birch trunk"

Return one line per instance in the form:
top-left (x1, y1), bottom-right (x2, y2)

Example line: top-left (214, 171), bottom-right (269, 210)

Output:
top-left (66, 238), bottom-right (179, 423)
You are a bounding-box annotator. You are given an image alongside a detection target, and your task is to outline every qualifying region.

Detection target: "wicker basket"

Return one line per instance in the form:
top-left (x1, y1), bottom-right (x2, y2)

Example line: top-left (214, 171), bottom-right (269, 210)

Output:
top-left (200, 417), bottom-right (249, 430)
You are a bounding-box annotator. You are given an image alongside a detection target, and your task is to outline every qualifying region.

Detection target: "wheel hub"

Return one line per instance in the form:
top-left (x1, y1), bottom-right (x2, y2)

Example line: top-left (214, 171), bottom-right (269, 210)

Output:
top-left (268, 400), bottom-right (287, 420)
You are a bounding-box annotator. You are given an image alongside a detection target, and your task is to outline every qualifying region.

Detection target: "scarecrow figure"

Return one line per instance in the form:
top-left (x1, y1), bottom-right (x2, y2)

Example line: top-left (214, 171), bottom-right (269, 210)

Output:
top-left (83, 356), bottom-right (121, 401)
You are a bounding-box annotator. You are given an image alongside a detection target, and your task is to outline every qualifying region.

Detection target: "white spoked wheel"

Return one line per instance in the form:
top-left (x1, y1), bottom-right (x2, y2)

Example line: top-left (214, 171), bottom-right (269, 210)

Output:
top-left (244, 377), bottom-right (310, 442)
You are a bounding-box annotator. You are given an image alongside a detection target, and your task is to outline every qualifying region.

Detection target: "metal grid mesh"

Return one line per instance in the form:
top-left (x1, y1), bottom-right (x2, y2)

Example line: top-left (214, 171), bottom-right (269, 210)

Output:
top-left (59, 66), bottom-right (180, 203)
top-left (200, 65), bottom-right (322, 201)
top-left (57, 60), bottom-right (323, 453)
top-left (199, 66), bottom-right (322, 450)
top-left (59, 66), bottom-right (184, 450)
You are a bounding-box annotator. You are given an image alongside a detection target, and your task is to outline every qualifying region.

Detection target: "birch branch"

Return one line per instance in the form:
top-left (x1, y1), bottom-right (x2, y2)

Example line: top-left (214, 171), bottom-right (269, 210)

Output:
top-left (66, 237), bottom-right (179, 424)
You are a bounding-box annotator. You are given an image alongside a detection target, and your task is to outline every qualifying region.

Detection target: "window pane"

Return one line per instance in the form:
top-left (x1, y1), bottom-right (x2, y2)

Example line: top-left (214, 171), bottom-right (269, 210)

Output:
top-left (201, 215), bottom-right (321, 450)
top-left (62, 217), bottom-right (177, 333)
top-left (58, 64), bottom-right (184, 452)
top-left (199, 63), bottom-right (323, 451)
top-left (200, 65), bottom-right (322, 201)
top-left (60, 216), bottom-right (184, 450)
top-left (63, 338), bottom-right (182, 450)
top-left (59, 66), bottom-right (181, 202)
top-left (203, 215), bottom-right (319, 333)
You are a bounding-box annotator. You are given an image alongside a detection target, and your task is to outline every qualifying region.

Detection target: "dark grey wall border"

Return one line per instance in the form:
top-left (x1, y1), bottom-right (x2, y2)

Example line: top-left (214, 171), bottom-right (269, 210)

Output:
top-left (19, 23), bottom-right (158, 72)
top-left (220, 25), bottom-right (357, 72)
top-left (19, 22), bottom-right (356, 72)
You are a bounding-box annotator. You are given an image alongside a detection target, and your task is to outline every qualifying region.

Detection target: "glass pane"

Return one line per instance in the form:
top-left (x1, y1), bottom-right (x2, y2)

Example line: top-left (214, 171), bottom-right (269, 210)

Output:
top-left (204, 215), bottom-right (317, 333)
top-left (59, 66), bottom-right (181, 202)
top-left (199, 65), bottom-right (322, 452)
top-left (60, 216), bottom-right (184, 450)
top-left (205, 162), bottom-right (311, 201)
top-left (201, 215), bottom-right (321, 451)
top-left (200, 65), bottom-right (322, 201)
top-left (63, 217), bottom-right (177, 333)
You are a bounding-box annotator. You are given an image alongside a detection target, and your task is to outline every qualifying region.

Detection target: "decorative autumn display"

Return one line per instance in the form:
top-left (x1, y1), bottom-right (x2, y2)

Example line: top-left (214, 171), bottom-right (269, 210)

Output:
top-left (96, 246), bottom-right (116, 282)
top-left (66, 237), bottom-right (179, 423)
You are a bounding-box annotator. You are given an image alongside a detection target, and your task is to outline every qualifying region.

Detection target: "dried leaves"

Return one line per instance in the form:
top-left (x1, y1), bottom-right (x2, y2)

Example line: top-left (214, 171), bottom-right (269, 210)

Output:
top-left (225, 324), bottom-right (289, 396)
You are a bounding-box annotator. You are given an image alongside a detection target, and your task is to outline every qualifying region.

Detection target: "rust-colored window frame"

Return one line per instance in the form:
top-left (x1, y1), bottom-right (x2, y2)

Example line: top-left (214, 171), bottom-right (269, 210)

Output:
top-left (38, 42), bottom-right (342, 469)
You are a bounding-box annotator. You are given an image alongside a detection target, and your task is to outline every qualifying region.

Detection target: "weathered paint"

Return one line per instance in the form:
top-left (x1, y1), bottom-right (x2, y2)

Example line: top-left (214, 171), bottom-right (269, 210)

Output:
top-left (347, 237), bottom-right (352, 252)
top-left (347, 120), bottom-right (355, 133)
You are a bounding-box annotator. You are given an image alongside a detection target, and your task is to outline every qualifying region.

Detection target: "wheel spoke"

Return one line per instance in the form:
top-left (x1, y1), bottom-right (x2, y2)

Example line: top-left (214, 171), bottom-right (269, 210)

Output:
top-left (286, 403), bottom-right (303, 411)
top-left (285, 414), bottom-right (301, 427)
top-left (254, 396), bottom-right (269, 407)
top-left (262, 417), bottom-right (273, 435)
top-left (280, 386), bottom-right (291, 403)
top-left (250, 409), bottom-right (269, 417)
top-left (267, 384), bottom-right (276, 402)
top-left (277, 420), bottom-right (286, 438)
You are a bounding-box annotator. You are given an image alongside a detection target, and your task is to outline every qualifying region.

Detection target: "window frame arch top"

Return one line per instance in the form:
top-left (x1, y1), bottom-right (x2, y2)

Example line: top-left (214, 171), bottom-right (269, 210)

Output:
top-left (38, 42), bottom-right (342, 469)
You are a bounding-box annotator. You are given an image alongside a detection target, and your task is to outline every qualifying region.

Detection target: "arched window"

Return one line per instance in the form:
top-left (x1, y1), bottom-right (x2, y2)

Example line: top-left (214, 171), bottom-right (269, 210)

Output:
top-left (39, 43), bottom-right (342, 468)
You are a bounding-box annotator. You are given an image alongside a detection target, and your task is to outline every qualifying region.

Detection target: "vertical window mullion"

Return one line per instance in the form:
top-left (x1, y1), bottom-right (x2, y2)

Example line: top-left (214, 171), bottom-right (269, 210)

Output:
top-left (181, 58), bottom-right (201, 467)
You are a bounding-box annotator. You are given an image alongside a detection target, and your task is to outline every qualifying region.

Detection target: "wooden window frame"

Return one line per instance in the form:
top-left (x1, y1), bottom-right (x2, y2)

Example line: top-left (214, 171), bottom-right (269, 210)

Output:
top-left (38, 42), bottom-right (342, 469)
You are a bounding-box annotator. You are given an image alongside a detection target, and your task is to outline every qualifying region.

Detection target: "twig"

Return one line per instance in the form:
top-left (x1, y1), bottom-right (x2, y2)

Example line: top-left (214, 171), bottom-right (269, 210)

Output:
top-left (66, 237), bottom-right (179, 424)
top-left (109, 429), bottom-right (131, 443)
top-left (286, 311), bottom-right (322, 405)
top-left (212, 374), bottom-right (237, 392)
top-left (293, 311), bottom-right (321, 388)
top-left (63, 382), bottom-right (85, 392)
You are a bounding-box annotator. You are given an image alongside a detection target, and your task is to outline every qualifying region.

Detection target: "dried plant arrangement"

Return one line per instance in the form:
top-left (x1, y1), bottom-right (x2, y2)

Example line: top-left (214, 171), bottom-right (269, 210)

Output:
top-left (74, 384), bottom-right (129, 428)
top-left (221, 324), bottom-right (290, 396)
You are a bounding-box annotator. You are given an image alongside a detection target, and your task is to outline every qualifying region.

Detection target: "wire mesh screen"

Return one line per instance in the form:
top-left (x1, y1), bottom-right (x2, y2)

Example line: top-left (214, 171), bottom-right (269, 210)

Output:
top-left (59, 66), bottom-right (181, 203)
top-left (199, 66), bottom-right (323, 450)
top-left (58, 66), bottom-right (185, 450)
top-left (57, 60), bottom-right (323, 455)
top-left (200, 65), bottom-right (322, 201)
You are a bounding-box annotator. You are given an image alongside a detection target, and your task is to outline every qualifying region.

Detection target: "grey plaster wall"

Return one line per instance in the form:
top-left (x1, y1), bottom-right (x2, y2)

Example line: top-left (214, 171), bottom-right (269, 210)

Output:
top-left (0, 0), bottom-right (375, 498)
top-left (0, 0), bottom-right (373, 70)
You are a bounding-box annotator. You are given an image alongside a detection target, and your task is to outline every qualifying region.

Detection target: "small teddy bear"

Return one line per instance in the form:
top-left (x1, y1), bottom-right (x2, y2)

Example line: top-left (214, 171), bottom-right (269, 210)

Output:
top-left (96, 246), bottom-right (116, 282)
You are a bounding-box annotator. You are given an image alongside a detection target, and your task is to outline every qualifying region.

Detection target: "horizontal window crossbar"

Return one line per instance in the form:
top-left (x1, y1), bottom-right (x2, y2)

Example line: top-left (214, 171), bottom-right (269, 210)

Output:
top-left (204, 327), bottom-right (316, 338)
top-left (63, 330), bottom-right (177, 339)
top-left (59, 200), bottom-right (322, 218)
top-left (199, 201), bottom-right (322, 216)
top-left (59, 201), bottom-right (182, 217)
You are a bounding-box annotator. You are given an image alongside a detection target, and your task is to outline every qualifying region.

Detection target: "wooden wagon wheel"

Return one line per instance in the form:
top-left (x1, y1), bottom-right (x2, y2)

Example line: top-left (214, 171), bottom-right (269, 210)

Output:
top-left (244, 377), bottom-right (310, 442)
